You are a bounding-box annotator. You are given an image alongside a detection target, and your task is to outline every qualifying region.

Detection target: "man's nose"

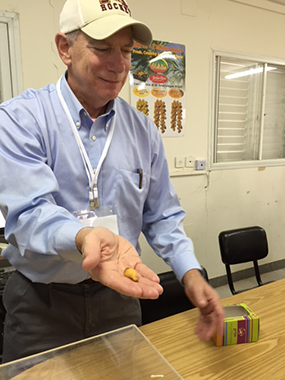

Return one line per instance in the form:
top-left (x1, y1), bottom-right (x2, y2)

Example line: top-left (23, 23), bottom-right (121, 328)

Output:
top-left (106, 51), bottom-right (128, 73)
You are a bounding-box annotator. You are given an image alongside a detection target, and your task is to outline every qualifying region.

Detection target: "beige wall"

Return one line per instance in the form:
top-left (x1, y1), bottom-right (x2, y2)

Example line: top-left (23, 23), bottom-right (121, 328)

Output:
top-left (2, 0), bottom-right (285, 278)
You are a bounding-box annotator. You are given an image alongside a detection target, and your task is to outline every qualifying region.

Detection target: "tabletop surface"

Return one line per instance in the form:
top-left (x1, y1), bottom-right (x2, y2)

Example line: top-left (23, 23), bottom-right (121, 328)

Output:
top-left (1, 278), bottom-right (284, 379)
top-left (141, 278), bottom-right (285, 380)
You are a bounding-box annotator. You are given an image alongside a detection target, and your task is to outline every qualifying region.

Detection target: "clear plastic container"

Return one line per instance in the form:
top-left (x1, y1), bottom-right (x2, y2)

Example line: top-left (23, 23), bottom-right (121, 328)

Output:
top-left (0, 324), bottom-right (183, 379)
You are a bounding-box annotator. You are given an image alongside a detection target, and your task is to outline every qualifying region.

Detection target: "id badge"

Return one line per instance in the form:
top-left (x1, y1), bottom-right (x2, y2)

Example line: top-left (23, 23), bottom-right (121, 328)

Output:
top-left (73, 206), bottom-right (119, 235)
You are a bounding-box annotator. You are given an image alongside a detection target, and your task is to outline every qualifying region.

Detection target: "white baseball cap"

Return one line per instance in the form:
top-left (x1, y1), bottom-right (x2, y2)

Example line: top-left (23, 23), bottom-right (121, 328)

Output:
top-left (60, 0), bottom-right (152, 45)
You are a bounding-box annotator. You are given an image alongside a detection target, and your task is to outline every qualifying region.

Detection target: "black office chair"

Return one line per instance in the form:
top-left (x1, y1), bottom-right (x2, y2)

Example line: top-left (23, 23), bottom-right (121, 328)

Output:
top-left (218, 226), bottom-right (272, 295)
top-left (139, 267), bottom-right (209, 325)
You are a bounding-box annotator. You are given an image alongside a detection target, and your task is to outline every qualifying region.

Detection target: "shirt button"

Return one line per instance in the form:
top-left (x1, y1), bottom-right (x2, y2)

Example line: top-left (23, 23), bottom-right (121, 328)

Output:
top-left (76, 121), bottom-right (80, 127)
top-left (91, 136), bottom-right (96, 141)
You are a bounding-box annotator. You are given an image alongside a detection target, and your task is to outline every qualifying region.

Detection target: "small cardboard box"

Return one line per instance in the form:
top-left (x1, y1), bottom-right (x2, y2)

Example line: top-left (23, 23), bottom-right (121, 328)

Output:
top-left (213, 303), bottom-right (259, 346)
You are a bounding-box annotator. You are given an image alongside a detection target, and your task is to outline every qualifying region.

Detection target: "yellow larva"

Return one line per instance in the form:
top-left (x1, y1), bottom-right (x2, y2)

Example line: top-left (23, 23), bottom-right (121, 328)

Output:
top-left (124, 268), bottom-right (139, 282)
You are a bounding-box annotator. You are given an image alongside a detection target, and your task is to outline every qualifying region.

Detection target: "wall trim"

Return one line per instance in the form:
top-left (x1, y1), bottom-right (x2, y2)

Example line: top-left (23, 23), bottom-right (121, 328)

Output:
top-left (209, 259), bottom-right (285, 288)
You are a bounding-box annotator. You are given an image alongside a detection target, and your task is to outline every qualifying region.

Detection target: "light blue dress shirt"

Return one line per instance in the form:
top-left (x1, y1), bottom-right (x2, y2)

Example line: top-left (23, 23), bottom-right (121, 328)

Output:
top-left (0, 74), bottom-right (201, 283)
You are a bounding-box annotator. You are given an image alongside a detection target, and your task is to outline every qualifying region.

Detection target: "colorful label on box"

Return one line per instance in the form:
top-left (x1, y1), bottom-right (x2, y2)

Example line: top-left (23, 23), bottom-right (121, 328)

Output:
top-left (213, 303), bottom-right (259, 346)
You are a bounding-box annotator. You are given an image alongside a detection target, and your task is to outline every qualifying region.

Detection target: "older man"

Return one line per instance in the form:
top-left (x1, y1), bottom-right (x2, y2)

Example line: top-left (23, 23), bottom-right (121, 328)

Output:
top-left (0, 0), bottom-right (223, 363)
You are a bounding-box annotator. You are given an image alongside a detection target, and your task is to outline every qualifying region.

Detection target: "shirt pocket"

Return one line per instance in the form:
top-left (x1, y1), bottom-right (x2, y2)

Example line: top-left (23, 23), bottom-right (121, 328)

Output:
top-left (114, 169), bottom-right (146, 219)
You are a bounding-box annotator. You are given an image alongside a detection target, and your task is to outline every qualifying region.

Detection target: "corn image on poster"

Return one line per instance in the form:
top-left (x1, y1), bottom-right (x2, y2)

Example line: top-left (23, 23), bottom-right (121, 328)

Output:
top-left (130, 40), bottom-right (186, 137)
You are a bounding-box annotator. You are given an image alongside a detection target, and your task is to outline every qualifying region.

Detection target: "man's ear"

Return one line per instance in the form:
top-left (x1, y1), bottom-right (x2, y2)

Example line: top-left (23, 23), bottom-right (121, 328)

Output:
top-left (55, 33), bottom-right (72, 66)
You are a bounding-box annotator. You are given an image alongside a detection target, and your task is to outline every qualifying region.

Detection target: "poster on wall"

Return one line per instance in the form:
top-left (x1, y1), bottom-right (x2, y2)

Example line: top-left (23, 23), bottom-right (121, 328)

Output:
top-left (130, 40), bottom-right (186, 137)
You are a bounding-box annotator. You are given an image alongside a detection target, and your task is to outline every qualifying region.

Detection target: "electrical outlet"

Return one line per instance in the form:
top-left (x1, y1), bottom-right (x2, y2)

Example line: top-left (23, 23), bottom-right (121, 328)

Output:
top-left (195, 160), bottom-right (206, 170)
top-left (185, 155), bottom-right (195, 168)
top-left (175, 156), bottom-right (184, 168)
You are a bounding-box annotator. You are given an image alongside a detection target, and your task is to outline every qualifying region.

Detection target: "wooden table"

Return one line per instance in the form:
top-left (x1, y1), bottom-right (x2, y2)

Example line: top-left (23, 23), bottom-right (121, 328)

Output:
top-left (141, 279), bottom-right (285, 380)
top-left (1, 279), bottom-right (284, 379)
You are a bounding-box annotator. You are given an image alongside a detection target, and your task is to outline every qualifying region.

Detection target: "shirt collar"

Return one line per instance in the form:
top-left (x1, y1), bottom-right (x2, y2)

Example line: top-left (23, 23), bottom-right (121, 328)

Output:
top-left (59, 73), bottom-right (115, 131)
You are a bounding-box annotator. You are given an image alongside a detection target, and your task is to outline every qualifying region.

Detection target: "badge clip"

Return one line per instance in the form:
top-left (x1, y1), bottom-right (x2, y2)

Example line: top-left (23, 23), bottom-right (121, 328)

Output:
top-left (89, 186), bottom-right (99, 210)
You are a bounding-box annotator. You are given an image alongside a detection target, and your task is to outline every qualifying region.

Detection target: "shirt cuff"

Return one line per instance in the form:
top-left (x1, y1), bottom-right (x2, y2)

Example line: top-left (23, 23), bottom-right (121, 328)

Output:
top-left (170, 252), bottom-right (202, 283)
top-left (54, 221), bottom-right (84, 262)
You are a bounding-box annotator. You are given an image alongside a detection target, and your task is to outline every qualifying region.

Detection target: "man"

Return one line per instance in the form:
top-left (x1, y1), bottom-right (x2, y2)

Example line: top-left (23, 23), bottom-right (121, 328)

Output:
top-left (0, 0), bottom-right (223, 363)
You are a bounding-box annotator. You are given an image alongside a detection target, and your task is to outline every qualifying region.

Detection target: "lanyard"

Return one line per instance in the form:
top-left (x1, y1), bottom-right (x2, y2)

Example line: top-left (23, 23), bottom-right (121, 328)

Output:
top-left (56, 79), bottom-right (116, 209)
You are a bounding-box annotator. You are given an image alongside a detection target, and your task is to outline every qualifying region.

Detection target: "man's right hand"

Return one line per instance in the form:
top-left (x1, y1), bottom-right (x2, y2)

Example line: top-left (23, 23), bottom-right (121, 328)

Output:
top-left (76, 227), bottom-right (163, 299)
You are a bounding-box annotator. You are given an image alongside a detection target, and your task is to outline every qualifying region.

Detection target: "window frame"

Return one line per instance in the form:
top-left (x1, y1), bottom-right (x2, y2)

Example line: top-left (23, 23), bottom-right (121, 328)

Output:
top-left (209, 50), bottom-right (285, 170)
top-left (0, 11), bottom-right (23, 102)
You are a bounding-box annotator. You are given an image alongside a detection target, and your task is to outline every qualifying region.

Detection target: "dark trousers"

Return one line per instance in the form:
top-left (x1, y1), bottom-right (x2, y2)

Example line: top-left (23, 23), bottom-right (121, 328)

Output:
top-left (2, 271), bottom-right (141, 363)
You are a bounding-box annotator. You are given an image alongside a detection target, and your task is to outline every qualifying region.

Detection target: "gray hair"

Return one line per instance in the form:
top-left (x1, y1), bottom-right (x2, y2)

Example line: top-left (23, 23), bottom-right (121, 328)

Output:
top-left (65, 30), bottom-right (81, 45)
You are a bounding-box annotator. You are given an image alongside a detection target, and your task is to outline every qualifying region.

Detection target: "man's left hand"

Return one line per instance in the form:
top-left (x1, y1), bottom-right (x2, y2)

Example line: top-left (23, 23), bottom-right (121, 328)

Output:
top-left (183, 269), bottom-right (224, 341)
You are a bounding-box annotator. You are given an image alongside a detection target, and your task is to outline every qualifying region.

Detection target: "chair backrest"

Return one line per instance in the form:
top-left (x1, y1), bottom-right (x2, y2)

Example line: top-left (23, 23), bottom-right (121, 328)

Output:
top-left (139, 268), bottom-right (208, 325)
top-left (0, 228), bottom-right (6, 244)
top-left (219, 226), bottom-right (268, 265)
